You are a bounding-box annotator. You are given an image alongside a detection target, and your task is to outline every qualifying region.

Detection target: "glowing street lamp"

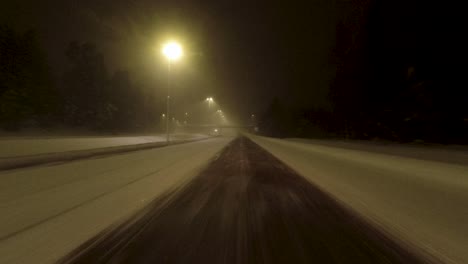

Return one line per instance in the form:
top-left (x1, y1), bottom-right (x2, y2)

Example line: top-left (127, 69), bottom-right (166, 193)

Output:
top-left (162, 41), bottom-right (183, 143)
top-left (163, 42), bottom-right (183, 61)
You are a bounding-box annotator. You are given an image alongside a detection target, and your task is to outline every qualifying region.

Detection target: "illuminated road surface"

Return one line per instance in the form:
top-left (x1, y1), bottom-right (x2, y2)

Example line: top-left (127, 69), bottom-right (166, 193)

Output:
top-left (1, 135), bottom-right (466, 263)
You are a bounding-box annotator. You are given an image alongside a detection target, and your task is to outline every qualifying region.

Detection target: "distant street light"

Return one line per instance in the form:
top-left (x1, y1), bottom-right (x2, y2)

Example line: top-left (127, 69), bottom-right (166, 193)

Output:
top-left (184, 112), bottom-right (189, 125)
top-left (162, 41), bottom-right (183, 143)
top-left (205, 97), bottom-right (214, 114)
top-left (204, 97), bottom-right (215, 124)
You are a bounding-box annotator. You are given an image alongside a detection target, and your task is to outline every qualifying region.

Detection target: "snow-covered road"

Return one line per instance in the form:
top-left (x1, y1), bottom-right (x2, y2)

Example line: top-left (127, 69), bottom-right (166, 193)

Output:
top-left (1, 134), bottom-right (467, 264)
top-left (0, 137), bottom-right (233, 264)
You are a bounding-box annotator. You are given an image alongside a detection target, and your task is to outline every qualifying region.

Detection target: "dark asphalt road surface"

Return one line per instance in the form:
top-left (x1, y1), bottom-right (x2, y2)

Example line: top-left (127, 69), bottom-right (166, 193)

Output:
top-left (60, 137), bottom-right (429, 264)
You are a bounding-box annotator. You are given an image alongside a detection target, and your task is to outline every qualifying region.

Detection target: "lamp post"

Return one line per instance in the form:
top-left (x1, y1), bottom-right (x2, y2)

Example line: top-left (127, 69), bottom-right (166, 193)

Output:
top-left (205, 97), bottom-right (214, 124)
top-left (162, 42), bottom-right (182, 143)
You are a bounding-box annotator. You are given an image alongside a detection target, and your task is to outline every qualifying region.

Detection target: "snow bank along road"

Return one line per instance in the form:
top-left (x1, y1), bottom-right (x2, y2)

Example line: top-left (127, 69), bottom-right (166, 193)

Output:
top-left (0, 134), bottom-right (206, 158)
top-left (0, 134), bottom-right (209, 171)
top-left (1, 135), bottom-right (466, 263)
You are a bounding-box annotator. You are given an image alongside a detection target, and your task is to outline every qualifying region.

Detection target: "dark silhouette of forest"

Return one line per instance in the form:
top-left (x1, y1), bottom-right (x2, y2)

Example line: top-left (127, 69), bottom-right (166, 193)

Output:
top-left (259, 0), bottom-right (467, 144)
top-left (0, 26), bottom-right (162, 133)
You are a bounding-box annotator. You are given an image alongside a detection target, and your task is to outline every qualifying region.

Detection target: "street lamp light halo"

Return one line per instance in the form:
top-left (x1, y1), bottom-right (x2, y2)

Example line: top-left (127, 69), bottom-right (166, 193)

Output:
top-left (162, 42), bottom-right (183, 61)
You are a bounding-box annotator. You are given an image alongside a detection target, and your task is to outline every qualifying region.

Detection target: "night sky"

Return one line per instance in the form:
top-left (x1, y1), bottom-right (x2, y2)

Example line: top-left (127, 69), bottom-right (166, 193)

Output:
top-left (1, 0), bottom-right (353, 123)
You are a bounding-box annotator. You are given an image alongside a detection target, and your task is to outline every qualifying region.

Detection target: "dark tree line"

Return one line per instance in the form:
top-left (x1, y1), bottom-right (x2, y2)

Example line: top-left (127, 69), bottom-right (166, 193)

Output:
top-left (61, 41), bottom-right (162, 131)
top-left (0, 25), bottom-right (162, 132)
top-left (259, 0), bottom-right (467, 144)
top-left (0, 25), bottom-right (57, 130)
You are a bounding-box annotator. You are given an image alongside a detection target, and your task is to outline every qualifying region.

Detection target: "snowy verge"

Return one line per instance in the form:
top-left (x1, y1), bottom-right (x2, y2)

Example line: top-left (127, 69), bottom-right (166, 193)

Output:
top-left (286, 138), bottom-right (468, 165)
top-left (0, 136), bottom-right (210, 171)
